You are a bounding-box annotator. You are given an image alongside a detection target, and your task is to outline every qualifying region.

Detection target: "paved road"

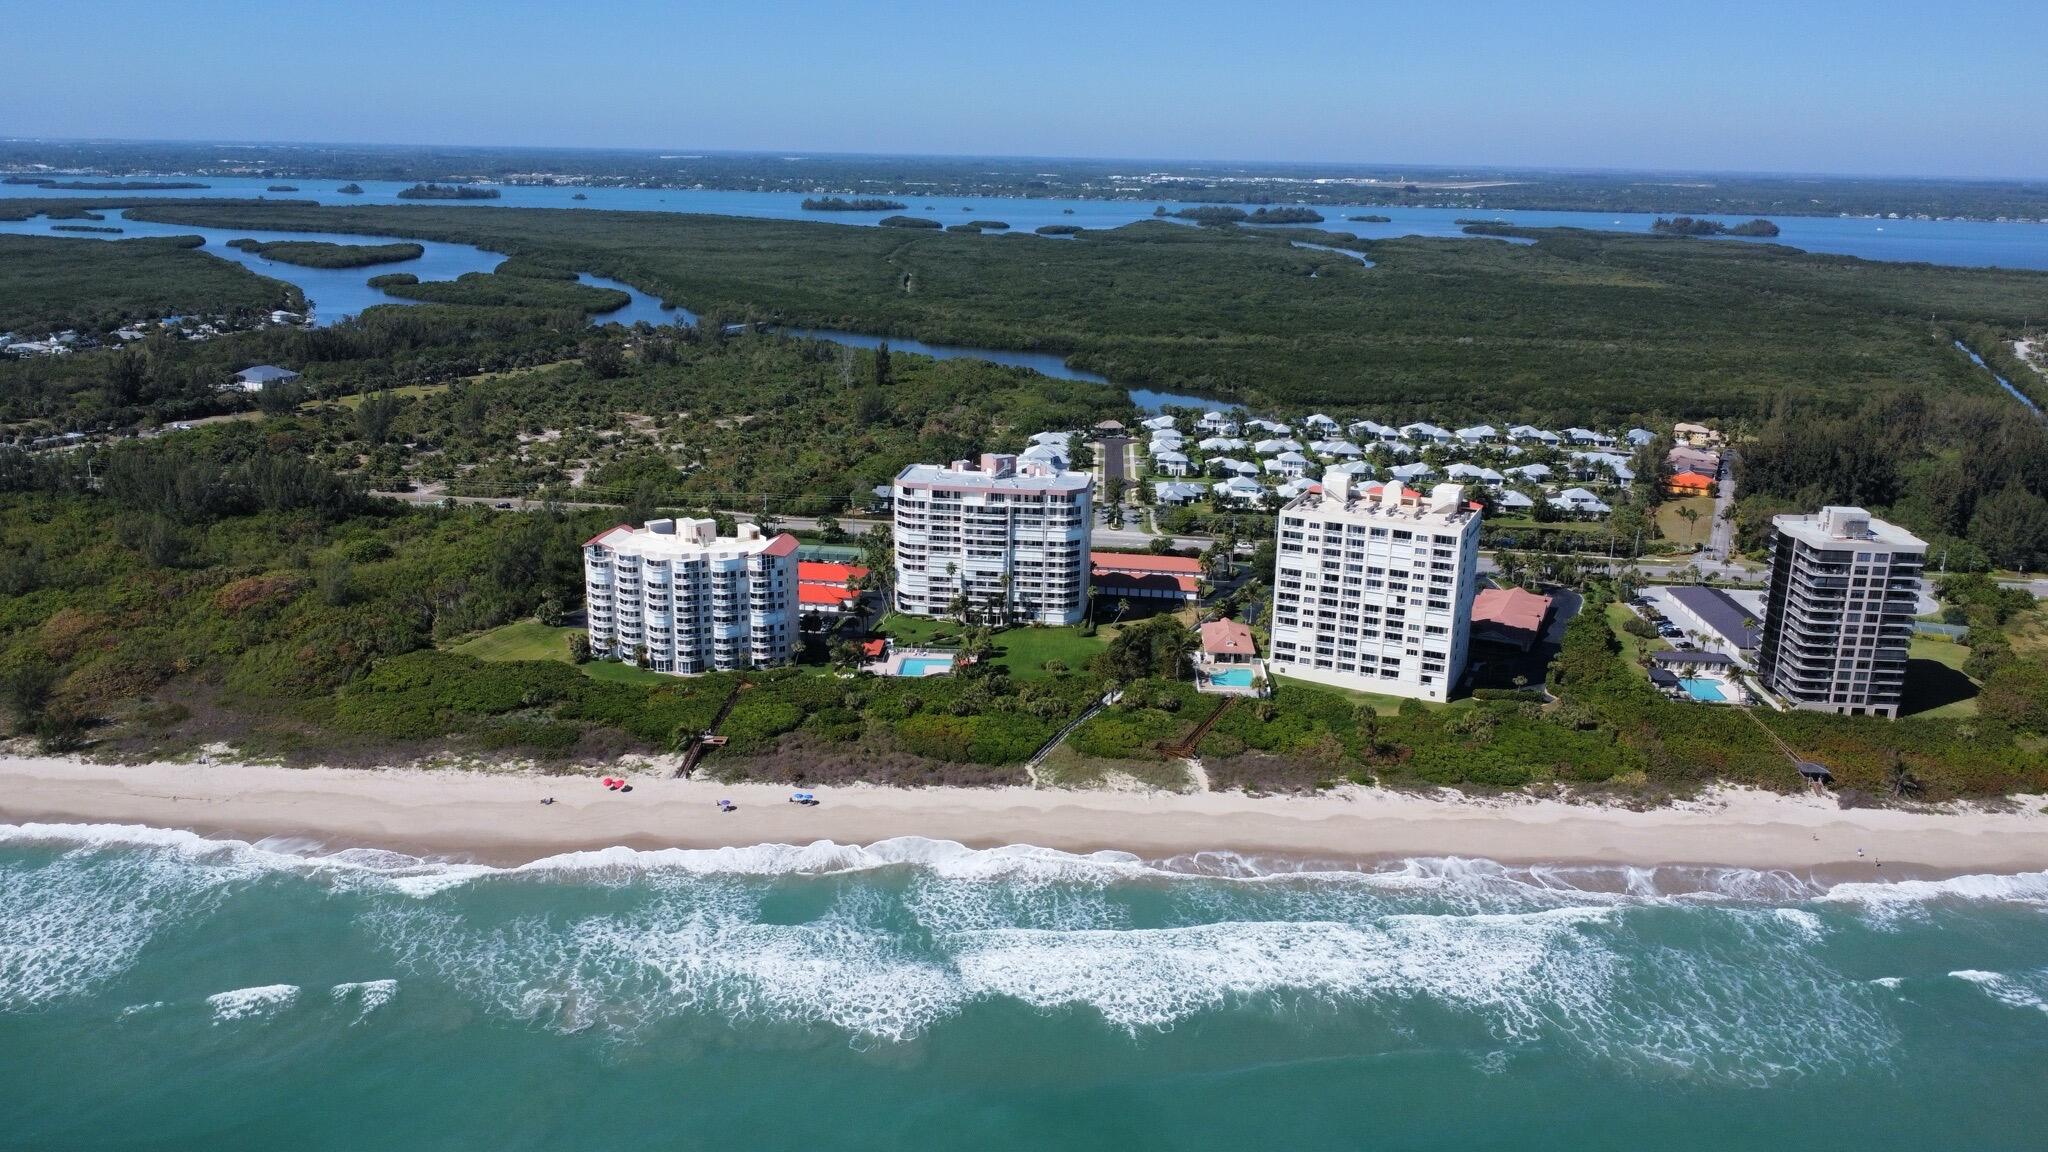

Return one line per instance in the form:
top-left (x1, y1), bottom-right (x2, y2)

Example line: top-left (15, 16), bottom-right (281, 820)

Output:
top-left (1708, 452), bottom-right (1738, 562)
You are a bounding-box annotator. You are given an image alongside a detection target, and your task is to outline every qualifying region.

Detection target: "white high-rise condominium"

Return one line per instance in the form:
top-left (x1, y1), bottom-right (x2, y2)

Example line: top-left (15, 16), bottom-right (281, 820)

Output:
top-left (1757, 506), bottom-right (1927, 718)
top-left (583, 518), bottom-right (799, 675)
top-left (1266, 472), bottom-right (1482, 702)
top-left (892, 453), bottom-right (1092, 626)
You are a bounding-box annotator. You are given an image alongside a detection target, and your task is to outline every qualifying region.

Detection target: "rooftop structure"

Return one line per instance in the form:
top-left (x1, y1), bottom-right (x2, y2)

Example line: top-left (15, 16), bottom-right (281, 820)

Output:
top-left (1470, 586), bottom-right (1553, 651)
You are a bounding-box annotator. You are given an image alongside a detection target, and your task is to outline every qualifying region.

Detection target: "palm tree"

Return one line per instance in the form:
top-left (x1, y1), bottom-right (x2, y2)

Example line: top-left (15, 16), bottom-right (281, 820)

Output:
top-left (1112, 597), bottom-right (1132, 625)
top-left (1156, 625), bottom-right (1198, 680)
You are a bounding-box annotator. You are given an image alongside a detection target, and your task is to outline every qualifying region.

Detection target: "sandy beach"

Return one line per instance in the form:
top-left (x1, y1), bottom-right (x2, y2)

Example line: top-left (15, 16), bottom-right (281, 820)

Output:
top-left (3, 753), bottom-right (2046, 873)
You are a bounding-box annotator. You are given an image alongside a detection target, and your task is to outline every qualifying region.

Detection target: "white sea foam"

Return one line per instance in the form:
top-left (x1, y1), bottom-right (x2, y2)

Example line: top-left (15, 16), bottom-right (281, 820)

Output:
top-left (207, 983), bottom-right (299, 1022)
top-left (1871, 977), bottom-right (1903, 989)
top-left (1949, 969), bottom-right (2048, 1014)
top-left (331, 979), bottom-right (397, 1020)
top-left (1816, 871), bottom-right (2048, 928)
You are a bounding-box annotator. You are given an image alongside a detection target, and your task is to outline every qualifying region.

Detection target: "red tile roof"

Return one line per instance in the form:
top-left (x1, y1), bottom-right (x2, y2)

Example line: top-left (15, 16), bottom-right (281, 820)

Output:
top-left (1472, 586), bottom-right (1552, 636)
top-left (582, 524), bottom-right (633, 547)
top-left (761, 532), bottom-right (800, 557)
top-left (1200, 618), bottom-right (1256, 657)
top-left (861, 638), bottom-right (887, 658)
top-left (798, 583), bottom-right (858, 607)
top-left (1091, 551), bottom-right (1204, 576)
top-left (798, 560), bottom-right (871, 585)
top-left (1667, 471), bottom-right (1715, 491)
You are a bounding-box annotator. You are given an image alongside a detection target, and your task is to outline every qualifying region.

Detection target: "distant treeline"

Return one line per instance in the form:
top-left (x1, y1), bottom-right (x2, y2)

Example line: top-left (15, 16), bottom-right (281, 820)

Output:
top-left (1347, 214), bottom-right (1392, 223)
top-left (266, 184), bottom-right (299, 192)
top-left (395, 183), bottom-right (500, 200)
top-left (1165, 205), bottom-right (1326, 226)
top-left (801, 197), bottom-right (907, 212)
top-left (1651, 217), bottom-right (1781, 237)
top-left (225, 238), bottom-right (425, 268)
top-left (50, 224), bottom-right (123, 234)
top-left (2, 177), bottom-right (208, 191)
top-left (0, 232), bottom-right (300, 334)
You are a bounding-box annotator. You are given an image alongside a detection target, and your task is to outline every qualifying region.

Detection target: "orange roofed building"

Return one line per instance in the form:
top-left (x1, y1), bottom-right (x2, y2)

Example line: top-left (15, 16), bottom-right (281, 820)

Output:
top-left (1091, 551), bottom-right (1202, 604)
top-left (1470, 586), bottom-right (1553, 651)
top-left (1665, 471), bottom-right (1715, 497)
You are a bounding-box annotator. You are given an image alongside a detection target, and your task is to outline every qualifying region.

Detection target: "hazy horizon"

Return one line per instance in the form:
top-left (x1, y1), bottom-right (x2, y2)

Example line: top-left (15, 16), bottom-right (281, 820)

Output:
top-left (4, 0), bottom-right (2044, 181)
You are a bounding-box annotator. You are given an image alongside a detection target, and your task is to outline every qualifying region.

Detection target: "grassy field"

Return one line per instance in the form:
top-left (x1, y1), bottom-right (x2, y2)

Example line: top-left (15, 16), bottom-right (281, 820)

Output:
top-left (1606, 601), bottom-right (1671, 664)
top-left (1654, 495), bottom-right (1716, 549)
top-left (989, 626), bottom-right (1106, 679)
top-left (1901, 634), bottom-right (1980, 718)
top-left (449, 619), bottom-right (680, 686)
top-left (121, 200), bottom-right (2048, 420)
top-left (1268, 673), bottom-right (1459, 715)
top-left (320, 383), bottom-right (450, 409)
top-left (877, 612), bottom-right (964, 647)
top-left (450, 620), bottom-right (578, 662)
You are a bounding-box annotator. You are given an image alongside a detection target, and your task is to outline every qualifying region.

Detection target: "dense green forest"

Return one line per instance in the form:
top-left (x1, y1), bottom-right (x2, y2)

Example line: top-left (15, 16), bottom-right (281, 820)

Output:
top-left (0, 233), bottom-right (302, 334)
top-left (224, 238), bottom-right (425, 268)
top-left (114, 202), bottom-right (2048, 422)
top-left (377, 270), bottom-right (630, 312)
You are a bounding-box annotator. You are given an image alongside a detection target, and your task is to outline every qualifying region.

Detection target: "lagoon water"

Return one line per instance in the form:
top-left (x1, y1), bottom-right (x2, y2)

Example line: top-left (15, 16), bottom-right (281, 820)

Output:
top-left (6, 174), bottom-right (2048, 270)
top-left (3, 825), bottom-right (2047, 1150)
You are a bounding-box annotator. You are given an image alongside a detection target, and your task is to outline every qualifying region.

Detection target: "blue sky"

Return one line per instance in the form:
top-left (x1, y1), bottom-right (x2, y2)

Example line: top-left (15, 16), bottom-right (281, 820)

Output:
top-left (5, 0), bottom-right (2043, 178)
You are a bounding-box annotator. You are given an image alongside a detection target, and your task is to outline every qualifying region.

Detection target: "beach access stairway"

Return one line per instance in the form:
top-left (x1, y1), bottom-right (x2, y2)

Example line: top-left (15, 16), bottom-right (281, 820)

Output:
top-left (677, 680), bottom-right (748, 778)
top-left (1023, 688), bottom-right (1120, 785)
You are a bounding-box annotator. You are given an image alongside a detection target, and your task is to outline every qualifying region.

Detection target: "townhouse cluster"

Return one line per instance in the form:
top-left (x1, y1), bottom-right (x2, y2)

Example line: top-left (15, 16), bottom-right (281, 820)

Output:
top-left (1141, 409), bottom-right (1651, 519)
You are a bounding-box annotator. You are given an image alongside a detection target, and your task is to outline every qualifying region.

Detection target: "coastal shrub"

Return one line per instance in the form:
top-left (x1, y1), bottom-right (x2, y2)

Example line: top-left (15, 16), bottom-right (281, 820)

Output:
top-left (720, 695), bottom-right (805, 755)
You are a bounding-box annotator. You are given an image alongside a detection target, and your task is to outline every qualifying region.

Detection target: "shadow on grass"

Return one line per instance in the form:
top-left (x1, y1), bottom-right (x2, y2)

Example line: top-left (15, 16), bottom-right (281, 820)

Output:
top-left (1899, 657), bottom-right (1978, 717)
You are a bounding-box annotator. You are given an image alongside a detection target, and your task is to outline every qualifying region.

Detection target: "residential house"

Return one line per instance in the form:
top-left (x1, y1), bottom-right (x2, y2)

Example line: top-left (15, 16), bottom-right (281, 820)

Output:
top-left (1265, 450), bottom-right (1311, 478)
top-left (1571, 451), bottom-right (1636, 483)
top-left (1302, 413), bottom-right (1339, 432)
top-left (1349, 420), bottom-right (1399, 442)
top-left (1310, 439), bottom-right (1364, 458)
top-left (1198, 436), bottom-right (1247, 453)
top-left (1141, 415), bottom-right (1178, 432)
top-left (1153, 481), bottom-right (1206, 505)
top-left (230, 364), bottom-right (302, 391)
top-left (1389, 461), bottom-right (1436, 483)
top-left (1400, 421), bottom-right (1452, 443)
top-left (1673, 422), bottom-right (1725, 448)
top-left (1504, 463), bottom-right (1553, 482)
top-left (1548, 487), bottom-right (1612, 515)
top-left (1208, 457), bottom-right (1259, 477)
top-left (1151, 449), bottom-right (1192, 476)
top-left (1213, 476), bottom-right (1267, 503)
top-left (1626, 428), bottom-right (1655, 447)
top-left (1198, 618), bottom-right (1257, 665)
top-left (1253, 437), bottom-right (1303, 456)
top-left (1454, 424), bottom-right (1498, 444)
top-left (1564, 427), bottom-right (1616, 447)
top-left (1507, 425), bottom-right (1562, 446)
top-left (1494, 489), bottom-right (1536, 511)
top-left (1445, 463), bottom-right (1504, 485)
top-left (1666, 471), bottom-right (1715, 497)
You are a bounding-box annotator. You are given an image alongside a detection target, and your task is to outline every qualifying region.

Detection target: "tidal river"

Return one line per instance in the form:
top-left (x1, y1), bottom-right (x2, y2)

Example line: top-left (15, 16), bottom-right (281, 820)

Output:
top-left (3, 825), bottom-right (2046, 1151)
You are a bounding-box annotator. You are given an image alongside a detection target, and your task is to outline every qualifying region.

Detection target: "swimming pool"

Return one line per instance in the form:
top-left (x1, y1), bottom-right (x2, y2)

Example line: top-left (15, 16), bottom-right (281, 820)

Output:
top-left (899, 656), bottom-right (955, 677)
top-left (1207, 667), bottom-right (1256, 688)
top-left (1679, 678), bottom-right (1728, 702)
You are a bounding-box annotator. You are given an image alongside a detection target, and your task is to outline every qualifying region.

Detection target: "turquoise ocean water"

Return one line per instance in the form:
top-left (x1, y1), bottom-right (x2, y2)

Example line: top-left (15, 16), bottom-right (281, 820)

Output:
top-left (3, 825), bottom-right (2046, 1150)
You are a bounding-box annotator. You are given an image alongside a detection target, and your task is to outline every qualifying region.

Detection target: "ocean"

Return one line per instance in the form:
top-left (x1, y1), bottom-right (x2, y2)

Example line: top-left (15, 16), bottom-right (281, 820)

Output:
top-left (3, 825), bottom-right (2046, 1150)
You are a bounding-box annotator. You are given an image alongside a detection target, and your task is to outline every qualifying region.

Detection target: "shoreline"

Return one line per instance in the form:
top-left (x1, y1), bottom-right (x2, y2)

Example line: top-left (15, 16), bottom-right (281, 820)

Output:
top-left (3, 755), bottom-right (2047, 875)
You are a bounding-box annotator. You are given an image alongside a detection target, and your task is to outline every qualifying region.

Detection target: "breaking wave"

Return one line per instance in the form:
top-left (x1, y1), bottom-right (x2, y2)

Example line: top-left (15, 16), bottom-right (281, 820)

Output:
top-left (4, 823), bottom-right (2044, 1078)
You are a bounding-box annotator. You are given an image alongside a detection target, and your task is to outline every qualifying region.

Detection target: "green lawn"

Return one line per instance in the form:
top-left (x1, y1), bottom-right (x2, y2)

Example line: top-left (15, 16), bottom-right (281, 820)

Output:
top-left (1902, 635), bottom-right (1980, 718)
top-left (1268, 673), bottom-right (1460, 715)
top-left (1606, 601), bottom-right (1670, 664)
top-left (325, 383), bottom-right (449, 409)
top-left (878, 612), bottom-right (965, 647)
top-left (450, 619), bottom-right (577, 662)
top-left (1654, 495), bottom-right (1715, 549)
top-left (990, 625), bottom-right (1106, 679)
top-left (449, 619), bottom-right (678, 686)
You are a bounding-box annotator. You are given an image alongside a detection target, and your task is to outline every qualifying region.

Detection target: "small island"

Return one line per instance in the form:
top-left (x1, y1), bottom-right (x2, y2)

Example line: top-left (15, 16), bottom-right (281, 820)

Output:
top-left (572, 192), bottom-right (588, 200)
top-left (1347, 214), bottom-right (1393, 223)
top-left (396, 182), bottom-right (501, 200)
top-left (1034, 224), bottom-right (1083, 236)
top-left (226, 238), bottom-right (426, 268)
top-left (51, 224), bottom-right (124, 234)
top-left (802, 196), bottom-right (907, 212)
top-left (878, 214), bottom-right (942, 229)
top-left (1651, 216), bottom-right (1781, 237)
top-left (266, 184), bottom-right (299, 192)
top-left (366, 272), bottom-right (420, 288)
top-left (969, 220), bottom-right (1010, 230)
top-left (1173, 206), bottom-right (1250, 225)
top-left (336, 183), bottom-right (365, 194)
top-left (1246, 206), bottom-right (1326, 224)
